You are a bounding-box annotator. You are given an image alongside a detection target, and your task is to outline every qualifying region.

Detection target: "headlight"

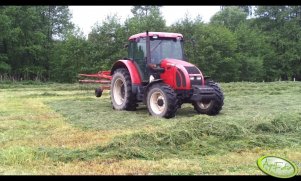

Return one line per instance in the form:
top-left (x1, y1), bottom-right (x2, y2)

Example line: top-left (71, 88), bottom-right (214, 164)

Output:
top-left (196, 76), bottom-right (202, 80)
top-left (190, 76), bottom-right (194, 80)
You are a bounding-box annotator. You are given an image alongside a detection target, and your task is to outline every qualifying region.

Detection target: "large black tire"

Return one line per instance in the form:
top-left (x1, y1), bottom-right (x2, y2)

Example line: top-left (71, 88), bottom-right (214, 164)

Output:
top-left (192, 80), bottom-right (224, 115)
top-left (110, 68), bottom-right (137, 111)
top-left (146, 83), bottom-right (178, 118)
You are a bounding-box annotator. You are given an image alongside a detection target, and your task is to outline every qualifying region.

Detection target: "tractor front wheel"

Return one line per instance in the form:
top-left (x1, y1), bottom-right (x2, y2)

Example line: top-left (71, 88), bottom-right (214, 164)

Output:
top-left (193, 81), bottom-right (224, 115)
top-left (110, 68), bottom-right (137, 111)
top-left (146, 83), bottom-right (178, 118)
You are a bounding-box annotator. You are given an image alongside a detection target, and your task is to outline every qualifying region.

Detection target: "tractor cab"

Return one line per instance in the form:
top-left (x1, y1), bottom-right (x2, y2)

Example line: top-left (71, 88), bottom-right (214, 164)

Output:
top-left (127, 32), bottom-right (184, 82)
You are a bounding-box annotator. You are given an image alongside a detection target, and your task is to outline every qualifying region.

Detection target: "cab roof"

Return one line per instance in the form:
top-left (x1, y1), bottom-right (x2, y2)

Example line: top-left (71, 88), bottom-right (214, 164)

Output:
top-left (128, 32), bottom-right (183, 41)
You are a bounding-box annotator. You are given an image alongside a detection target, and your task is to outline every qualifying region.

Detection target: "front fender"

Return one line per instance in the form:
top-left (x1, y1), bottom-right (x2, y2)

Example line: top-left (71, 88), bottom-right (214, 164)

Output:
top-left (143, 79), bottom-right (163, 104)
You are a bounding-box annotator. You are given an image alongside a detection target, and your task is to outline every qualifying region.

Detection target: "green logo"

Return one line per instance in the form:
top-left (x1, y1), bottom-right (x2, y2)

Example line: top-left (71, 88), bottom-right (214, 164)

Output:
top-left (257, 155), bottom-right (299, 178)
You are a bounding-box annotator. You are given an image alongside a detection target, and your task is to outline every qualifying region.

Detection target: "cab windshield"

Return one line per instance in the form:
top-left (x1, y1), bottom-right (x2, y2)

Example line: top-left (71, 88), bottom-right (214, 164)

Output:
top-left (150, 38), bottom-right (184, 64)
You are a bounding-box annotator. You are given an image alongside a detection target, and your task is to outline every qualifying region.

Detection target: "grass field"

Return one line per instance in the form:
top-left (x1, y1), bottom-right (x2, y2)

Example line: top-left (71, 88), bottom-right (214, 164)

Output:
top-left (0, 81), bottom-right (301, 175)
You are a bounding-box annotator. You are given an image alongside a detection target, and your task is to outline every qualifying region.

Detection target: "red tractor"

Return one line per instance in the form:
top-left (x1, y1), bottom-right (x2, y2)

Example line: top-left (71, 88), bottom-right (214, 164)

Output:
top-left (79, 31), bottom-right (224, 118)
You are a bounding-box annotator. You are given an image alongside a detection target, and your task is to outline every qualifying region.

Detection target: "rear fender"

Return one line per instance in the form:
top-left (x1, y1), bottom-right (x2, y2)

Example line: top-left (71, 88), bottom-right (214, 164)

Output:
top-left (110, 60), bottom-right (142, 84)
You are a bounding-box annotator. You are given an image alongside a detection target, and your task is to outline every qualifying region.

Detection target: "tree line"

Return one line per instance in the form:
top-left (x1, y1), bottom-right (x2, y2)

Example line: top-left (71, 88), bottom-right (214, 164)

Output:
top-left (0, 6), bottom-right (300, 82)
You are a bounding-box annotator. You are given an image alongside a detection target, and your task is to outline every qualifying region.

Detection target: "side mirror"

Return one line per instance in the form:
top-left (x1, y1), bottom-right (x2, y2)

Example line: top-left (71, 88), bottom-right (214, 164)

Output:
top-left (124, 44), bottom-right (128, 49)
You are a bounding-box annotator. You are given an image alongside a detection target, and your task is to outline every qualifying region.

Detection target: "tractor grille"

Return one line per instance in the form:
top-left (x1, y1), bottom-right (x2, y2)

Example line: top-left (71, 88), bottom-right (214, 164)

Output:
top-left (176, 68), bottom-right (186, 88)
top-left (178, 69), bottom-right (186, 87)
top-left (184, 66), bottom-right (200, 74)
top-left (190, 78), bottom-right (202, 86)
top-left (176, 71), bottom-right (181, 87)
top-left (185, 66), bottom-right (202, 86)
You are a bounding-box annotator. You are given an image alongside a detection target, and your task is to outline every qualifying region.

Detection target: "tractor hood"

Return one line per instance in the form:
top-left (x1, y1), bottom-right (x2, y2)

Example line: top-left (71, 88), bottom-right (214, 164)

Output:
top-left (161, 59), bottom-right (203, 75)
top-left (160, 58), bottom-right (205, 88)
top-left (161, 58), bottom-right (195, 68)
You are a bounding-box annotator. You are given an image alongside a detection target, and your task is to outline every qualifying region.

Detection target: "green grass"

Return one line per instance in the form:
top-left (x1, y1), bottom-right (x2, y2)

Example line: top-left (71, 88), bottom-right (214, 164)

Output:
top-left (0, 81), bottom-right (301, 175)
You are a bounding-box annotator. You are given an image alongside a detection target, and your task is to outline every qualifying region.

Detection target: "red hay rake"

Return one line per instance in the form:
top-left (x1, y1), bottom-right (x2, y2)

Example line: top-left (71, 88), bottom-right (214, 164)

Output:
top-left (78, 71), bottom-right (112, 91)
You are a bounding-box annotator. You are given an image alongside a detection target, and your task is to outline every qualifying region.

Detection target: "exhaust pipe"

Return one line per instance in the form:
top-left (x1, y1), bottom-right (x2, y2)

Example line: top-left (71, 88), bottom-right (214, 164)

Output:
top-left (146, 30), bottom-right (151, 64)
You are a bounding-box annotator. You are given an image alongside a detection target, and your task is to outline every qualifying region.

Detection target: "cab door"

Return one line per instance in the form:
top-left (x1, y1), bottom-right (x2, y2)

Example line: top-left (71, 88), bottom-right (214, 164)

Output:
top-left (128, 38), bottom-right (149, 82)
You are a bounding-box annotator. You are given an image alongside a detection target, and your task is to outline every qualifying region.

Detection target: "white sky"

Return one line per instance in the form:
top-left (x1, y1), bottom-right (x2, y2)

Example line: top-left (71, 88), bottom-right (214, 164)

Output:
top-left (69, 6), bottom-right (221, 37)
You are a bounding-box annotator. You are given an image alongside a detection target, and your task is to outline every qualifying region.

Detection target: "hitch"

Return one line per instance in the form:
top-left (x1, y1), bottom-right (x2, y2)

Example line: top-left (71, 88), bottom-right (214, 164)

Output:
top-left (79, 71), bottom-right (112, 97)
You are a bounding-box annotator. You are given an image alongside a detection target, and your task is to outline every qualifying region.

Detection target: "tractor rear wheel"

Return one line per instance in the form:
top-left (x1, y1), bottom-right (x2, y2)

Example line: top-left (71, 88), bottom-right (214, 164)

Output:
top-left (146, 83), bottom-right (178, 118)
top-left (110, 68), bottom-right (137, 111)
top-left (193, 81), bottom-right (224, 115)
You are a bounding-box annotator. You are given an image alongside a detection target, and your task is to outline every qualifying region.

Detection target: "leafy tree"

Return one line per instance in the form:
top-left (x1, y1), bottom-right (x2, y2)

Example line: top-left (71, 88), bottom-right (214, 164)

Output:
top-left (0, 6), bottom-right (73, 81)
top-left (124, 6), bottom-right (166, 36)
top-left (50, 27), bottom-right (89, 82)
top-left (254, 6), bottom-right (301, 80)
top-left (169, 14), bottom-right (204, 65)
top-left (0, 8), bottom-right (11, 76)
top-left (1, 5), bottom-right (301, 83)
top-left (171, 15), bottom-right (239, 82)
top-left (211, 6), bottom-right (248, 31)
top-left (234, 21), bottom-right (268, 81)
top-left (198, 24), bottom-right (239, 82)
top-left (88, 14), bottom-right (127, 71)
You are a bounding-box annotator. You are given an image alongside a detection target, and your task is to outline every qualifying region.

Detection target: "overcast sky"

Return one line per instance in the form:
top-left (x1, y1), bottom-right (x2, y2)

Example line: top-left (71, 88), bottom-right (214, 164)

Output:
top-left (69, 6), bottom-right (221, 37)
